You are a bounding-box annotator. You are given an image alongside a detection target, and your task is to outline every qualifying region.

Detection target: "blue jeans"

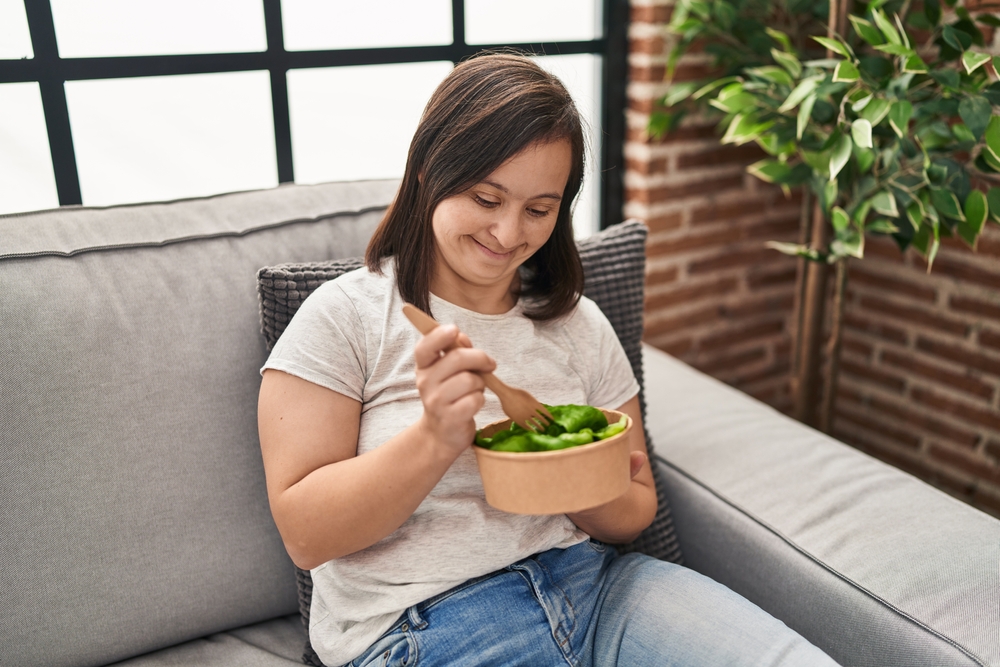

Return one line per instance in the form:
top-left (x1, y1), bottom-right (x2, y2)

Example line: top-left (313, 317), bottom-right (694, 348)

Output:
top-left (346, 540), bottom-right (838, 667)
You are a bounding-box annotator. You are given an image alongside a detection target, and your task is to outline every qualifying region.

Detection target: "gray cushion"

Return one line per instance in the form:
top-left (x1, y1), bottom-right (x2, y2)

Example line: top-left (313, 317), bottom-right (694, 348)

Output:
top-left (0, 180), bottom-right (399, 667)
top-left (642, 343), bottom-right (1000, 667)
top-left (257, 219), bottom-right (683, 667)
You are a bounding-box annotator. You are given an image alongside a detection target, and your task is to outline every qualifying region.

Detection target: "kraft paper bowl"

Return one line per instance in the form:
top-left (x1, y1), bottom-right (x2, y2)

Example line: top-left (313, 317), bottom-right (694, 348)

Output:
top-left (473, 409), bottom-right (633, 515)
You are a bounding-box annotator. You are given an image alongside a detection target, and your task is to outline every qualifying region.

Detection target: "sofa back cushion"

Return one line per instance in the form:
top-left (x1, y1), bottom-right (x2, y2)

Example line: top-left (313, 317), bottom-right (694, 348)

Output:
top-left (0, 180), bottom-right (398, 667)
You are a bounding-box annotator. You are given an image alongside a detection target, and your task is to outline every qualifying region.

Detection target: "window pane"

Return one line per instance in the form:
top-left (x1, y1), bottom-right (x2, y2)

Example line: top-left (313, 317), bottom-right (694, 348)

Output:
top-left (282, 0), bottom-right (452, 51)
top-left (0, 0), bottom-right (33, 59)
top-left (66, 71), bottom-right (277, 207)
top-left (0, 83), bottom-right (59, 215)
top-left (51, 0), bottom-right (266, 58)
top-left (535, 54), bottom-right (602, 237)
top-left (288, 61), bottom-right (452, 184)
top-left (466, 0), bottom-right (602, 45)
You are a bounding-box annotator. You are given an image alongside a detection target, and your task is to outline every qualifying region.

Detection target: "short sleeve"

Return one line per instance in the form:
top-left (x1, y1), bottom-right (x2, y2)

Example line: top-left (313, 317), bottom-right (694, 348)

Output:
top-left (260, 279), bottom-right (366, 402)
top-left (569, 298), bottom-right (640, 411)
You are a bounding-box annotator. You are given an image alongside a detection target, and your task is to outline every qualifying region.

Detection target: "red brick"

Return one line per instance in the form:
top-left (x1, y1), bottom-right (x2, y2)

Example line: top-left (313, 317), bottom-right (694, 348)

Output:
top-left (629, 35), bottom-right (665, 55)
top-left (834, 428), bottom-right (928, 478)
top-left (697, 346), bottom-right (767, 373)
top-left (881, 350), bottom-right (995, 401)
top-left (949, 295), bottom-right (1000, 322)
top-left (928, 443), bottom-right (1000, 484)
top-left (627, 173), bottom-right (746, 206)
top-left (840, 359), bottom-right (907, 393)
top-left (630, 4), bottom-right (672, 24)
top-left (863, 238), bottom-right (907, 263)
top-left (733, 360), bottom-right (792, 386)
top-left (866, 394), bottom-right (981, 448)
top-left (743, 216), bottom-right (801, 242)
top-left (836, 407), bottom-right (922, 449)
top-left (699, 319), bottom-right (785, 351)
top-left (747, 266), bottom-right (797, 289)
top-left (911, 386), bottom-right (1000, 431)
top-left (848, 267), bottom-right (937, 303)
top-left (670, 62), bottom-right (717, 83)
top-left (981, 329), bottom-right (1000, 352)
top-left (976, 234), bottom-right (1000, 257)
top-left (690, 198), bottom-right (768, 225)
top-left (627, 123), bottom-right (718, 145)
top-left (924, 255), bottom-right (1000, 290)
top-left (841, 336), bottom-right (874, 359)
top-left (857, 296), bottom-right (969, 336)
top-left (653, 337), bottom-right (694, 357)
top-left (842, 312), bottom-right (909, 344)
top-left (646, 212), bottom-right (684, 233)
top-left (643, 305), bottom-right (718, 338)
top-left (676, 143), bottom-right (765, 170)
top-left (915, 336), bottom-right (1000, 377)
top-left (630, 64), bottom-right (668, 83)
top-left (625, 156), bottom-right (667, 176)
top-left (644, 277), bottom-right (740, 310)
top-left (718, 292), bottom-right (795, 319)
top-left (645, 265), bottom-right (679, 287)
top-left (688, 247), bottom-right (782, 275)
top-left (972, 486), bottom-right (1000, 518)
top-left (986, 439), bottom-right (1000, 463)
top-left (646, 227), bottom-right (743, 258)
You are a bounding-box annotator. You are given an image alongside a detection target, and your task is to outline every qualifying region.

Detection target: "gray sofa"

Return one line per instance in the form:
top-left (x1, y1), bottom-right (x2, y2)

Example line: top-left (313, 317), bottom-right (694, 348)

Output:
top-left (1, 180), bottom-right (997, 667)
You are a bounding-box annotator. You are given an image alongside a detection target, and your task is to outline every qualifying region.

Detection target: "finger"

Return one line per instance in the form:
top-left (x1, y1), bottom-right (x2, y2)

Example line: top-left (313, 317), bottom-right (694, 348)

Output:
top-left (456, 332), bottom-right (474, 349)
top-left (629, 451), bottom-right (648, 480)
top-left (413, 325), bottom-right (460, 369)
top-left (425, 371), bottom-right (487, 409)
top-left (421, 347), bottom-right (496, 383)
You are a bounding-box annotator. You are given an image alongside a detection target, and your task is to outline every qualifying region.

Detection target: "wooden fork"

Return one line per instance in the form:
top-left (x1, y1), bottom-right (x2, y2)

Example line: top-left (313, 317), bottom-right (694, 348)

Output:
top-left (402, 304), bottom-right (554, 433)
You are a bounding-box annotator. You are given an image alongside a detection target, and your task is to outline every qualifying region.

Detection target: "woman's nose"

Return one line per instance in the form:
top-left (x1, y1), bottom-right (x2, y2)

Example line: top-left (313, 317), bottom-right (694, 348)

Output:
top-left (489, 208), bottom-right (522, 250)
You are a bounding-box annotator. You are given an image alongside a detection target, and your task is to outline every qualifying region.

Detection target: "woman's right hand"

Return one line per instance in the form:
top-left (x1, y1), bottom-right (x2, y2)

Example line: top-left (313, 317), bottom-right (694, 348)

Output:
top-left (413, 324), bottom-right (496, 457)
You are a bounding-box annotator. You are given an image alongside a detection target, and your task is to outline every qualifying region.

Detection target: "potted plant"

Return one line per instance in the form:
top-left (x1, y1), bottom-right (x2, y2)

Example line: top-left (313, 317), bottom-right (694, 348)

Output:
top-left (653, 0), bottom-right (1000, 432)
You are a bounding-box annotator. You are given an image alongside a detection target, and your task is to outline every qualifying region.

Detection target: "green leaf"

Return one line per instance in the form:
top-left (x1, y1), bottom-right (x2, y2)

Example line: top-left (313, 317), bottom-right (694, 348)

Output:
top-left (772, 48), bottom-right (803, 78)
top-left (986, 115), bottom-right (1000, 162)
top-left (867, 219), bottom-right (900, 234)
top-left (832, 206), bottom-right (850, 231)
top-left (798, 92), bottom-right (817, 140)
top-left (925, 0), bottom-right (942, 25)
top-left (722, 113), bottom-right (774, 145)
top-left (988, 187), bottom-right (1000, 223)
top-left (959, 189), bottom-right (988, 246)
top-left (747, 159), bottom-right (793, 183)
top-left (902, 55), bottom-right (929, 73)
top-left (850, 16), bottom-right (885, 45)
top-left (994, 56), bottom-right (1000, 76)
top-left (906, 201), bottom-right (924, 230)
top-left (692, 77), bottom-right (740, 100)
top-left (664, 82), bottom-right (698, 107)
top-left (962, 50), bottom-right (992, 74)
top-left (813, 36), bottom-right (851, 58)
top-left (852, 118), bottom-right (873, 148)
top-left (953, 123), bottom-right (976, 142)
top-left (854, 199), bottom-right (873, 225)
top-left (930, 69), bottom-right (961, 89)
top-left (765, 241), bottom-right (824, 261)
top-left (959, 96), bottom-right (992, 140)
top-left (875, 43), bottom-right (915, 56)
top-left (713, 0), bottom-right (737, 30)
top-left (833, 60), bottom-right (860, 82)
top-left (860, 98), bottom-right (891, 126)
top-left (870, 190), bottom-right (899, 217)
top-left (745, 66), bottom-right (794, 86)
top-left (710, 92), bottom-right (758, 113)
top-left (978, 14), bottom-right (1000, 27)
top-left (829, 134), bottom-right (853, 181)
top-left (931, 188), bottom-right (966, 221)
top-left (942, 24), bottom-right (972, 51)
top-left (778, 77), bottom-right (821, 112)
top-left (888, 100), bottom-right (913, 138)
top-left (823, 178), bottom-right (839, 210)
top-left (873, 9), bottom-right (902, 45)
top-left (766, 27), bottom-right (793, 51)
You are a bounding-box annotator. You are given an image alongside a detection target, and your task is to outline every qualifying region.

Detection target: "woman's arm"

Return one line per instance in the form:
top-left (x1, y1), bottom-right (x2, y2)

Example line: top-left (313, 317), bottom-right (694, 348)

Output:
top-left (565, 395), bottom-right (657, 544)
top-left (257, 325), bottom-right (495, 571)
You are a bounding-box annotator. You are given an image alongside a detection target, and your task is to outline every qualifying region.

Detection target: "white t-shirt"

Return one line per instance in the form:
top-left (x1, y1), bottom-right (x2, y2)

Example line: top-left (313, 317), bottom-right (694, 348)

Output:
top-left (261, 260), bottom-right (640, 666)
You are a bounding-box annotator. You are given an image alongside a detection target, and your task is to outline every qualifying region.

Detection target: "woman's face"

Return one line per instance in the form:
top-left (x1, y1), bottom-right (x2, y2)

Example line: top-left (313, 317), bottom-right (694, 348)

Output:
top-left (430, 138), bottom-right (573, 303)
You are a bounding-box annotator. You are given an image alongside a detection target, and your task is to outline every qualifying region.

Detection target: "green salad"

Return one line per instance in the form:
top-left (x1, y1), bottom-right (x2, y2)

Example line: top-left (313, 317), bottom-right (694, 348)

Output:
top-left (474, 404), bottom-right (628, 453)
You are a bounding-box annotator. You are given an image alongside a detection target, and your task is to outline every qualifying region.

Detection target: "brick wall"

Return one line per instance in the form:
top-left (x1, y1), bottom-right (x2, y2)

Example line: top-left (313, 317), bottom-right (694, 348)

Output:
top-left (626, 0), bottom-right (1000, 518)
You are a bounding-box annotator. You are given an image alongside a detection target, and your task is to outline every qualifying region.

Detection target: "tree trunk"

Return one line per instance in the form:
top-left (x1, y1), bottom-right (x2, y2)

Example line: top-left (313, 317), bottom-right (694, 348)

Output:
top-left (793, 199), bottom-right (829, 427)
top-left (819, 258), bottom-right (848, 434)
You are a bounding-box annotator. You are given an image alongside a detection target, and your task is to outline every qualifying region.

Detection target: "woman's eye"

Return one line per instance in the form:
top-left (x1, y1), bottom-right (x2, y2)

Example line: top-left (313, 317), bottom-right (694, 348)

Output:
top-left (474, 195), bottom-right (499, 208)
top-left (527, 208), bottom-right (550, 218)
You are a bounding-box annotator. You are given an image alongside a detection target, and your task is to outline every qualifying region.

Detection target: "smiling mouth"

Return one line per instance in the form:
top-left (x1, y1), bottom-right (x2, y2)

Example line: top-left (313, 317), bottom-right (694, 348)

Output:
top-left (472, 237), bottom-right (514, 258)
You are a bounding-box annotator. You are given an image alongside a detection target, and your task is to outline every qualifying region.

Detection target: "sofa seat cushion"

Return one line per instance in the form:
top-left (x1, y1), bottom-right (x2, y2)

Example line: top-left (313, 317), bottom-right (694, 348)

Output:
top-left (642, 344), bottom-right (1000, 667)
top-left (108, 615), bottom-right (306, 667)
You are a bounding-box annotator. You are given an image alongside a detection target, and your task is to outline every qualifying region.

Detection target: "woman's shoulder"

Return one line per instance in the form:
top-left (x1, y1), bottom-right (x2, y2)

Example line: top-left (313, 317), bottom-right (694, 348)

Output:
top-left (308, 261), bottom-right (394, 305)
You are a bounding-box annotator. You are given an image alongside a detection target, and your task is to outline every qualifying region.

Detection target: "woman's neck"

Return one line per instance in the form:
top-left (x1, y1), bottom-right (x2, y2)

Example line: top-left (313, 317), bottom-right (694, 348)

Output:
top-left (429, 269), bottom-right (519, 315)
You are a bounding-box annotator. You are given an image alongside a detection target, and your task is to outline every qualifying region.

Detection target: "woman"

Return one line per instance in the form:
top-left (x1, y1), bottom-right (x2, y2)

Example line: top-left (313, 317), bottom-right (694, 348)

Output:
top-left (258, 53), bottom-right (837, 667)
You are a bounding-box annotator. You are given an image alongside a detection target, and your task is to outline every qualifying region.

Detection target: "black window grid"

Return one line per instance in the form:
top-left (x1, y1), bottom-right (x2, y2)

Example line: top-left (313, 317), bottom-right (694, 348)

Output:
top-left (2, 0), bottom-right (628, 228)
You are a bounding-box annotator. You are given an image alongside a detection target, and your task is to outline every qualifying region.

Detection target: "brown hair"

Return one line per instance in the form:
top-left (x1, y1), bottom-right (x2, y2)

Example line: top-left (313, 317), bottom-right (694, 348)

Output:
top-left (365, 51), bottom-right (585, 321)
